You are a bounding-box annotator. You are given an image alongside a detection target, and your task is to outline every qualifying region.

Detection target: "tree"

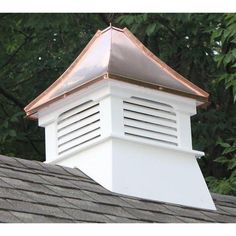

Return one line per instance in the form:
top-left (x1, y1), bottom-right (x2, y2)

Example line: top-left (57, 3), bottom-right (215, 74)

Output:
top-left (0, 13), bottom-right (235, 195)
top-left (0, 13), bottom-right (107, 160)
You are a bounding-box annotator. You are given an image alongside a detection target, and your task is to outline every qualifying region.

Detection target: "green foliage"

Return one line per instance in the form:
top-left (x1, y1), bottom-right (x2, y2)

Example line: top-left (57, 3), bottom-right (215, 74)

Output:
top-left (0, 13), bottom-right (235, 195)
top-left (206, 139), bottom-right (236, 195)
top-left (0, 13), bottom-right (107, 160)
top-left (211, 14), bottom-right (236, 102)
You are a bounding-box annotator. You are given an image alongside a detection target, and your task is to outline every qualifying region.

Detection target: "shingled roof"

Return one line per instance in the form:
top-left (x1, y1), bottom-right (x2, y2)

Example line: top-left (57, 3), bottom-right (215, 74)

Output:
top-left (0, 154), bottom-right (235, 223)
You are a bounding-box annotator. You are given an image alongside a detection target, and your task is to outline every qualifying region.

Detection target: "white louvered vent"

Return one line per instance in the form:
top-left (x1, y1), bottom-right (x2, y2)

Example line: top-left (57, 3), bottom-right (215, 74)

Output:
top-left (57, 101), bottom-right (101, 156)
top-left (123, 97), bottom-right (178, 146)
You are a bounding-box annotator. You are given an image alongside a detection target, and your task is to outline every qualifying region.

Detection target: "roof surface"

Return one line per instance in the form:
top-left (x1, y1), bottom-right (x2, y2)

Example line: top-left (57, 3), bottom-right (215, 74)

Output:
top-left (0, 154), bottom-right (235, 223)
top-left (25, 26), bottom-right (209, 118)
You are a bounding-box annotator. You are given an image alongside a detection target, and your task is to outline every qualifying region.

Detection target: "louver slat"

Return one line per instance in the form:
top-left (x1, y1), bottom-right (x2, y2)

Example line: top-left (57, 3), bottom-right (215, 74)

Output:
top-left (124, 110), bottom-right (177, 128)
top-left (123, 97), bottom-right (178, 146)
top-left (57, 101), bottom-right (101, 156)
top-left (125, 126), bottom-right (177, 144)
top-left (123, 102), bottom-right (176, 121)
top-left (58, 129), bottom-right (101, 154)
top-left (58, 101), bottom-right (97, 121)
top-left (58, 105), bottom-right (99, 130)
top-left (58, 121), bottom-right (100, 145)
top-left (58, 113), bottom-right (100, 137)
top-left (128, 97), bottom-right (174, 113)
top-left (124, 119), bottom-right (177, 136)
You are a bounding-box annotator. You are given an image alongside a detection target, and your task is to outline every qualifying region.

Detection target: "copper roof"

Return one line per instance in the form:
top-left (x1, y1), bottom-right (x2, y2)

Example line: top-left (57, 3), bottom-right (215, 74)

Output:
top-left (24, 26), bottom-right (209, 118)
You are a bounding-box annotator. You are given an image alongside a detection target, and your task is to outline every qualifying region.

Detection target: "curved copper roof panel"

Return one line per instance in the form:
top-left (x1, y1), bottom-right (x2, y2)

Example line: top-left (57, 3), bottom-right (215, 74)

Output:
top-left (25, 26), bottom-right (209, 118)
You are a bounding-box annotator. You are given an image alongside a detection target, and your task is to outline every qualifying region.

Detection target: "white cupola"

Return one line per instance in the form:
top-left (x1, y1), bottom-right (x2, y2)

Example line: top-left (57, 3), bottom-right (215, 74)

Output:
top-left (25, 26), bottom-right (216, 210)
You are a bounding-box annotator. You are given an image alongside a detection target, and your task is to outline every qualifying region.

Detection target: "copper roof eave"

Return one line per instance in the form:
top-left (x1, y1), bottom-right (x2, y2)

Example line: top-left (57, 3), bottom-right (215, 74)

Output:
top-left (25, 75), bottom-right (106, 119)
top-left (25, 74), bottom-right (209, 120)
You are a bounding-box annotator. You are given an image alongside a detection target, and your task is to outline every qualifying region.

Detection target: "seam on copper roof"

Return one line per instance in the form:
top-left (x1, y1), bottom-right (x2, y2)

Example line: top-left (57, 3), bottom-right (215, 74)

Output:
top-left (123, 28), bottom-right (209, 98)
top-left (24, 30), bottom-right (102, 114)
top-left (107, 28), bottom-right (113, 73)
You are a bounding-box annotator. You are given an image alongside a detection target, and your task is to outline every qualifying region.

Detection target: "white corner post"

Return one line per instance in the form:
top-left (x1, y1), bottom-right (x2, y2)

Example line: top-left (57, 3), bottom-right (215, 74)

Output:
top-left (174, 101), bottom-right (197, 149)
top-left (99, 95), bottom-right (125, 139)
top-left (38, 112), bottom-right (58, 163)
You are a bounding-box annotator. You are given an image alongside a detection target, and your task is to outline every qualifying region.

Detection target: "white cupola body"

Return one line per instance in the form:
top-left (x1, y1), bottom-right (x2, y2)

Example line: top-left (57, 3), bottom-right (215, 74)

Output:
top-left (25, 26), bottom-right (216, 210)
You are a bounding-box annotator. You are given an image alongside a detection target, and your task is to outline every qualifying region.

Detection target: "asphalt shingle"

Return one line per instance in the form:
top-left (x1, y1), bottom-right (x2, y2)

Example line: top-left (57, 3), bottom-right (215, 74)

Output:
top-left (61, 166), bottom-right (89, 179)
top-left (69, 180), bottom-right (112, 194)
top-left (64, 197), bottom-right (136, 219)
top-left (0, 166), bottom-right (49, 184)
top-left (45, 185), bottom-right (95, 201)
top-left (38, 174), bottom-right (81, 189)
top-left (82, 190), bottom-right (133, 207)
top-left (0, 209), bottom-right (22, 223)
top-left (0, 178), bottom-right (12, 188)
top-left (105, 214), bottom-right (144, 223)
top-left (10, 211), bottom-right (73, 223)
top-left (0, 154), bottom-right (235, 223)
top-left (216, 205), bottom-right (236, 216)
top-left (120, 197), bottom-right (175, 215)
top-left (212, 193), bottom-right (236, 204)
top-left (61, 208), bottom-right (110, 223)
top-left (22, 191), bottom-right (77, 208)
top-left (201, 211), bottom-right (236, 223)
top-left (163, 204), bottom-right (215, 222)
top-left (0, 176), bottom-right (56, 195)
top-left (39, 164), bottom-right (71, 176)
top-left (177, 216), bottom-right (207, 223)
top-left (123, 208), bottom-right (169, 222)
top-left (15, 157), bottom-right (48, 172)
top-left (0, 198), bottom-right (15, 211)
top-left (0, 187), bottom-right (33, 202)
top-left (0, 155), bottom-right (25, 168)
top-left (5, 199), bottom-right (74, 220)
